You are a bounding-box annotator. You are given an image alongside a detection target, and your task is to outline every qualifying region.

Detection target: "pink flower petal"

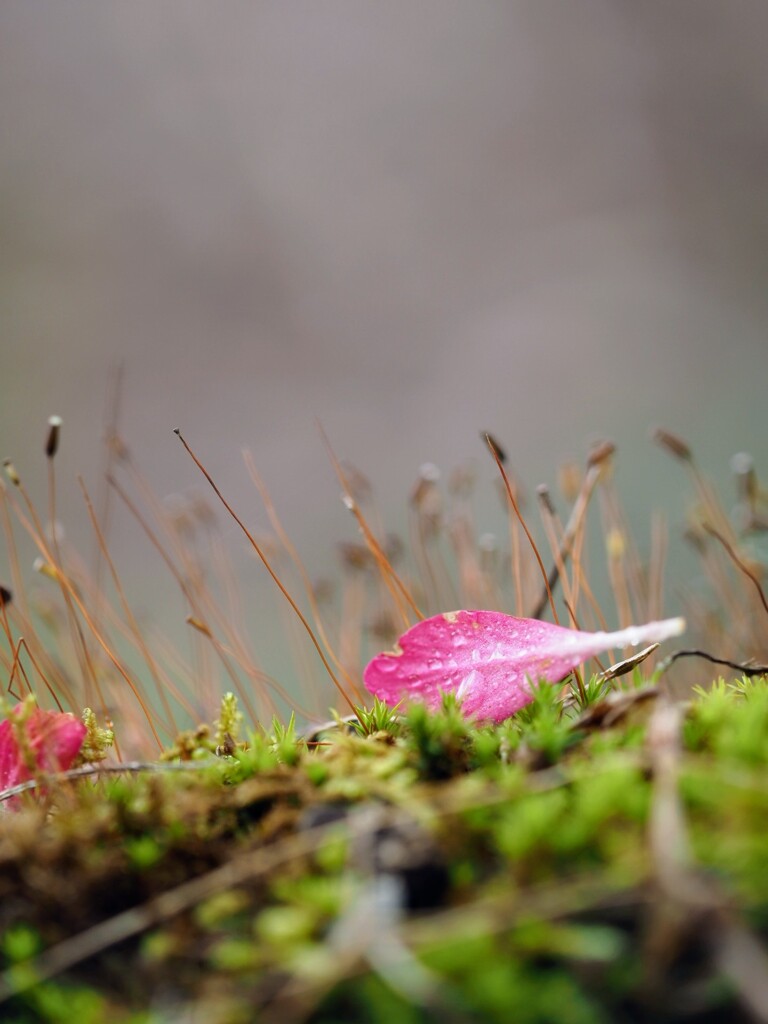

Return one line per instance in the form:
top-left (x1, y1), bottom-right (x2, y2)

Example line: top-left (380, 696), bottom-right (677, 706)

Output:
top-left (0, 705), bottom-right (87, 792)
top-left (364, 610), bottom-right (685, 723)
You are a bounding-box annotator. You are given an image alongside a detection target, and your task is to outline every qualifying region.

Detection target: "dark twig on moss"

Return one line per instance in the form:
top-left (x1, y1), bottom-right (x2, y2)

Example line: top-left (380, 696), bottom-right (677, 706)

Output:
top-left (657, 649), bottom-right (768, 678)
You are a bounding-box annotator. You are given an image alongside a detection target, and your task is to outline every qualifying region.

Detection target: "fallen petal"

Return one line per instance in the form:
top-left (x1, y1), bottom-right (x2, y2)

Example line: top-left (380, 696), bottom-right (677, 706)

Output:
top-left (0, 705), bottom-right (87, 793)
top-left (363, 610), bottom-right (685, 723)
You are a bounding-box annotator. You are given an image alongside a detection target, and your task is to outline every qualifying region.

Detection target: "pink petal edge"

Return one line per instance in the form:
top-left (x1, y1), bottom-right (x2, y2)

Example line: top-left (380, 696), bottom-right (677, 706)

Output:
top-left (363, 610), bottom-right (685, 723)
top-left (0, 706), bottom-right (87, 793)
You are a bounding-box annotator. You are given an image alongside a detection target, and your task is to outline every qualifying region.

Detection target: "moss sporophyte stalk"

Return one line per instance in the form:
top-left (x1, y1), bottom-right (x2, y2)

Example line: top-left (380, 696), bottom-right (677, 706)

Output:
top-left (0, 419), bottom-right (766, 1022)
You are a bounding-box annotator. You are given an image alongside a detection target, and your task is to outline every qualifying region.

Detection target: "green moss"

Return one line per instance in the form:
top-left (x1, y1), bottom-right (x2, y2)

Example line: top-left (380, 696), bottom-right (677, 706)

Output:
top-left (2, 677), bottom-right (768, 1021)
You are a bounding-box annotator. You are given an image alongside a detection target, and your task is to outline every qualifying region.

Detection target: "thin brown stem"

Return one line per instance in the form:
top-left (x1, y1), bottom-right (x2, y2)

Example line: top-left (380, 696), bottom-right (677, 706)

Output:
top-left (243, 452), bottom-right (363, 702)
top-left (108, 474), bottom-right (265, 726)
top-left (531, 462), bottom-right (601, 620)
top-left (319, 424), bottom-right (422, 627)
top-left (79, 477), bottom-right (177, 738)
top-left (7, 637), bottom-right (64, 710)
top-left (174, 430), bottom-right (359, 720)
top-left (483, 435), bottom-right (558, 623)
top-left (702, 523), bottom-right (768, 620)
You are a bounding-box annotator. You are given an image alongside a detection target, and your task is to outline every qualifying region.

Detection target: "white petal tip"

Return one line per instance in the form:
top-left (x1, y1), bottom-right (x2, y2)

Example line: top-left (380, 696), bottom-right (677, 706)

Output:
top-left (663, 616), bottom-right (686, 638)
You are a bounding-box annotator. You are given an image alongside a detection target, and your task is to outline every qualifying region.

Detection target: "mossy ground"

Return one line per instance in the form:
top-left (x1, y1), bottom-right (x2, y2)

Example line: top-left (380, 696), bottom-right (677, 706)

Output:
top-left (1, 675), bottom-right (767, 1024)
top-left (2, 427), bottom-right (766, 1022)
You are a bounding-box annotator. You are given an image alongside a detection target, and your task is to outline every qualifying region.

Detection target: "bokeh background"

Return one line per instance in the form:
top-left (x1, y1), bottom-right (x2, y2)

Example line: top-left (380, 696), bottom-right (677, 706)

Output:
top-left (2, 3), bottom-right (767, 713)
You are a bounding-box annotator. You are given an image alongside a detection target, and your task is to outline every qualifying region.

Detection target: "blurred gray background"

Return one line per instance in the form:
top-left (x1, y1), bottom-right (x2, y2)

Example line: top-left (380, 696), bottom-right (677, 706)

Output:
top-left (1, 3), bottom-right (767, 701)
